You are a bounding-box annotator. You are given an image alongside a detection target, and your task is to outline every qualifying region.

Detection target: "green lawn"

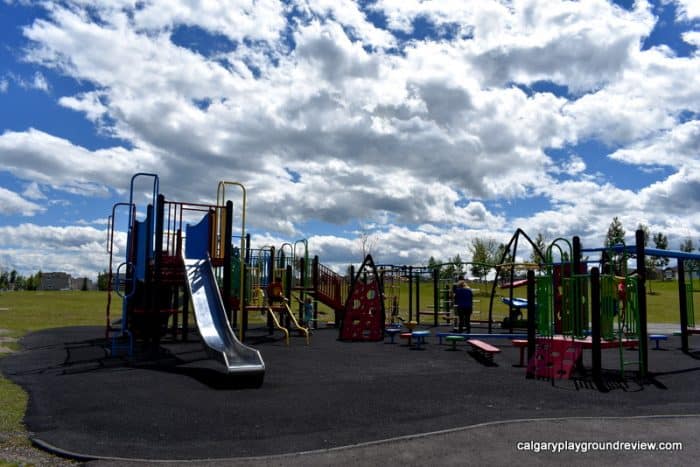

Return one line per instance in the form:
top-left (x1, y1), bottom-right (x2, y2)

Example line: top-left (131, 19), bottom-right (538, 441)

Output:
top-left (0, 290), bottom-right (107, 340)
top-left (0, 291), bottom-right (107, 461)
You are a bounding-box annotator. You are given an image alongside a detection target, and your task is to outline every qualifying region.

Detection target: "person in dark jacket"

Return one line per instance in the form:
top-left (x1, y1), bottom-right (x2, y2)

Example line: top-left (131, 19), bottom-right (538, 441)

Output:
top-left (454, 279), bottom-right (473, 333)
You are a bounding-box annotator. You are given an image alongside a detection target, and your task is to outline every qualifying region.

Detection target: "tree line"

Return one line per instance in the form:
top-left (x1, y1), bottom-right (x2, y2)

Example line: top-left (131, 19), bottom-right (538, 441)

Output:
top-left (427, 238), bottom-right (515, 282)
top-left (0, 269), bottom-right (44, 291)
top-left (0, 269), bottom-right (111, 291)
top-left (425, 217), bottom-right (698, 285)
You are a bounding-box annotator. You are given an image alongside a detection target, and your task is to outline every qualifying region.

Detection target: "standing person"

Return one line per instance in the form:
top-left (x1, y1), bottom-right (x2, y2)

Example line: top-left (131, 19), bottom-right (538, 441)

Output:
top-left (303, 296), bottom-right (314, 328)
top-left (617, 280), bottom-right (627, 325)
top-left (454, 279), bottom-right (473, 333)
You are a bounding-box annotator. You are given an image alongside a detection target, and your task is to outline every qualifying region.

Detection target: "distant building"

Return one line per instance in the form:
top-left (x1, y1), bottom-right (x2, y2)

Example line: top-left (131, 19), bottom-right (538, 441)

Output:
top-left (663, 267), bottom-right (677, 281)
top-left (39, 272), bottom-right (71, 291)
top-left (71, 277), bottom-right (97, 291)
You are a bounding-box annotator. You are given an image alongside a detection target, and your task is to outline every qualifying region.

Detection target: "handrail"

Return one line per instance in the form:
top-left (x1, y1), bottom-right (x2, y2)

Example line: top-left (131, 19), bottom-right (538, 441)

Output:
top-left (315, 262), bottom-right (348, 311)
top-left (294, 239), bottom-right (309, 288)
top-left (128, 173), bottom-right (159, 226)
top-left (217, 181), bottom-right (247, 338)
top-left (105, 202), bottom-right (134, 339)
top-left (266, 306), bottom-right (290, 345)
top-left (127, 173), bottom-right (159, 276)
top-left (282, 299), bottom-right (310, 345)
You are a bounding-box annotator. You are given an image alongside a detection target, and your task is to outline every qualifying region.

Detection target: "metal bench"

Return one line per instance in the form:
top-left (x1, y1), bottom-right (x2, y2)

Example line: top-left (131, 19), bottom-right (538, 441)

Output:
top-left (649, 334), bottom-right (668, 350)
top-left (384, 327), bottom-right (402, 344)
top-left (445, 335), bottom-right (466, 350)
top-left (467, 339), bottom-right (501, 364)
top-left (511, 339), bottom-right (528, 366)
top-left (411, 330), bottom-right (430, 350)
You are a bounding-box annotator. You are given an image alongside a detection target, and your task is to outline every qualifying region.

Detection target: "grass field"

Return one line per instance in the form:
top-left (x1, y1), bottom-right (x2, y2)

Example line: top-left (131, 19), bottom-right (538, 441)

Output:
top-left (0, 290), bottom-right (106, 464)
top-left (0, 280), bottom-right (698, 464)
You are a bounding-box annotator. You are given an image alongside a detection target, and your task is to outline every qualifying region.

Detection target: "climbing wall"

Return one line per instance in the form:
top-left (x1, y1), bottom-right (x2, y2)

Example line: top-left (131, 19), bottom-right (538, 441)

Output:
top-left (527, 338), bottom-right (582, 380)
top-left (339, 254), bottom-right (385, 342)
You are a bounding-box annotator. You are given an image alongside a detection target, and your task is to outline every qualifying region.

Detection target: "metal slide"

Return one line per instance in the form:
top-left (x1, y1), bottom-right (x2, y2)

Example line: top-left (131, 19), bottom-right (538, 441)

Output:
top-left (183, 255), bottom-right (265, 379)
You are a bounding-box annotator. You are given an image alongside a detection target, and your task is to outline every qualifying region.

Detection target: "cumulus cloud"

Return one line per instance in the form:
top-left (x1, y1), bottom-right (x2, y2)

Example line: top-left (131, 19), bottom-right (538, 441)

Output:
top-left (0, 128), bottom-right (158, 196)
top-left (0, 223), bottom-right (109, 278)
top-left (0, 187), bottom-right (44, 216)
top-left (682, 30), bottom-right (700, 49)
top-left (675, 0), bottom-right (700, 21)
top-left (608, 120), bottom-right (700, 168)
top-left (21, 181), bottom-right (46, 200)
top-left (2, 0), bottom-right (700, 277)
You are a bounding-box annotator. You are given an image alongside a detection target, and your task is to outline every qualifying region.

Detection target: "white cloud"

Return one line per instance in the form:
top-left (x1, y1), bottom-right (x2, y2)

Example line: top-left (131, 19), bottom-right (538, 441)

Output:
top-left (608, 120), bottom-right (700, 168)
top-left (300, 0), bottom-right (396, 49)
top-left (133, 0), bottom-right (287, 44)
top-left (4, 0), bottom-right (700, 277)
top-left (675, 0), bottom-right (700, 20)
top-left (0, 224), bottom-right (110, 278)
top-left (21, 181), bottom-right (46, 200)
top-left (376, 0), bottom-right (655, 93)
top-left (31, 71), bottom-right (49, 91)
top-left (0, 128), bottom-right (158, 196)
top-left (0, 187), bottom-right (44, 216)
top-left (58, 91), bottom-right (107, 122)
top-left (682, 30), bottom-right (700, 49)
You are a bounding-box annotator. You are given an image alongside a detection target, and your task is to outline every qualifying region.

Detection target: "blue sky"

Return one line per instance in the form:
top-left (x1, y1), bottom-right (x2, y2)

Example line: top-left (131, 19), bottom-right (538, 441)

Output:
top-left (1, 0), bottom-right (699, 279)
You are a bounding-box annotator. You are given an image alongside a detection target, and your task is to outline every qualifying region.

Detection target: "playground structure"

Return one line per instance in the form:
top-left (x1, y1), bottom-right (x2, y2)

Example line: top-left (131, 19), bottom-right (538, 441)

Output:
top-left (518, 229), bottom-right (700, 386)
top-left (339, 254), bottom-right (385, 341)
top-left (376, 262), bottom-right (510, 328)
top-left (374, 227), bottom-right (700, 386)
top-left (104, 173), bottom-right (354, 381)
top-left (103, 176), bottom-right (700, 388)
top-left (522, 236), bottom-right (642, 383)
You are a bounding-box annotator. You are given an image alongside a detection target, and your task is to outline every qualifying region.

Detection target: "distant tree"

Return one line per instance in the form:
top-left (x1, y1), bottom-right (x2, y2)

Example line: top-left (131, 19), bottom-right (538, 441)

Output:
top-left (450, 254), bottom-right (465, 278)
top-left (605, 217), bottom-right (626, 247)
top-left (469, 238), bottom-right (497, 281)
top-left (529, 233), bottom-right (547, 264)
top-left (0, 270), bottom-right (8, 290)
top-left (13, 275), bottom-right (26, 290)
top-left (440, 261), bottom-right (455, 280)
top-left (97, 270), bottom-right (110, 291)
top-left (25, 270), bottom-right (42, 291)
top-left (680, 237), bottom-right (699, 277)
top-left (427, 256), bottom-right (438, 272)
top-left (636, 223), bottom-right (656, 287)
top-left (357, 230), bottom-right (377, 261)
top-left (81, 277), bottom-right (88, 291)
top-left (653, 232), bottom-right (669, 269)
top-left (495, 243), bottom-right (513, 266)
top-left (604, 218), bottom-right (627, 275)
top-left (680, 238), bottom-right (695, 253)
top-left (648, 231), bottom-right (668, 293)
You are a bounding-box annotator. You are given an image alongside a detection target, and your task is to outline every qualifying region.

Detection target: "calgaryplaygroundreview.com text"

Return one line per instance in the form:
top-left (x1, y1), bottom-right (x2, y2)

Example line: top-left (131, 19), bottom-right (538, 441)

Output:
top-left (516, 440), bottom-right (683, 454)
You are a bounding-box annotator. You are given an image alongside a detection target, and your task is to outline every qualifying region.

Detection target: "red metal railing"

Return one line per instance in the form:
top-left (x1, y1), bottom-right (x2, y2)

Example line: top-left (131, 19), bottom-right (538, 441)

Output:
top-left (313, 260), bottom-right (349, 312)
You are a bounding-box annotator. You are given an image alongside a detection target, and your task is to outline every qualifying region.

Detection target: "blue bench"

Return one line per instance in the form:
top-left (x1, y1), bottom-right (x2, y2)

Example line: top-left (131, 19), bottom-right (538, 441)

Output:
top-left (384, 327), bottom-right (402, 344)
top-left (411, 330), bottom-right (431, 350)
top-left (649, 334), bottom-right (668, 350)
